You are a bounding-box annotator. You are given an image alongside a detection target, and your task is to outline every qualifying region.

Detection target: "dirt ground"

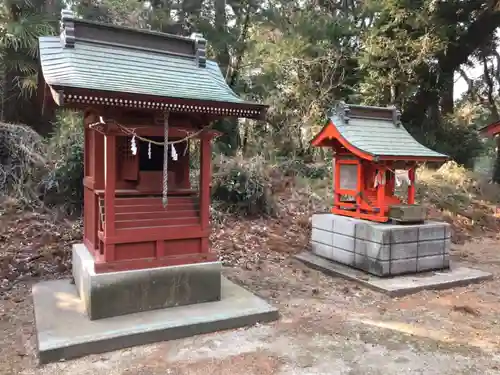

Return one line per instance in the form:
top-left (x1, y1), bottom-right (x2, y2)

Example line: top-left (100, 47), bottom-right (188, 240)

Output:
top-left (1, 234), bottom-right (500, 375)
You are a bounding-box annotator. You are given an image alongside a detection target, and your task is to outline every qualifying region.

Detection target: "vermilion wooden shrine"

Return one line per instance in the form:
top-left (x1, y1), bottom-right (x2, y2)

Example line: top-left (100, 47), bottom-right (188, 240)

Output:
top-left (38, 10), bottom-right (267, 274)
top-left (311, 102), bottom-right (448, 223)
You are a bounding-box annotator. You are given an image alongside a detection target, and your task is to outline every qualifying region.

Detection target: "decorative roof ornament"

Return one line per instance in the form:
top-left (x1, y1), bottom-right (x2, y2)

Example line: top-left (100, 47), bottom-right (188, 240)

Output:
top-left (332, 101), bottom-right (351, 124)
top-left (190, 33), bottom-right (207, 68)
top-left (391, 106), bottom-right (402, 127)
top-left (60, 9), bottom-right (75, 48)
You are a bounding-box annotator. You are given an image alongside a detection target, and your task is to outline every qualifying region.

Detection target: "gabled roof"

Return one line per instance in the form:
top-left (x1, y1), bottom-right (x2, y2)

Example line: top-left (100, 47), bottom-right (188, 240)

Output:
top-left (479, 121), bottom-right (500, 137)
top-left (312, 102), bottom-right (448, 161)
top-left (38, 10), bottom-right (267, 119)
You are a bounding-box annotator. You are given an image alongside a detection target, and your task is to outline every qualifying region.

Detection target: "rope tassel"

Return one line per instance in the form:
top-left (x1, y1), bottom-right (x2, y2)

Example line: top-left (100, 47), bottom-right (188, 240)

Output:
top-left (162, 112), bottom-right (170, 207)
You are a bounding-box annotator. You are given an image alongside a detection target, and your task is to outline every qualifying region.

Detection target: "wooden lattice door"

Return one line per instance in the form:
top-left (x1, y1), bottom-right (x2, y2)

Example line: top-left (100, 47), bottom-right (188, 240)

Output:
top-left (118, 136), bottom-right (138, 181)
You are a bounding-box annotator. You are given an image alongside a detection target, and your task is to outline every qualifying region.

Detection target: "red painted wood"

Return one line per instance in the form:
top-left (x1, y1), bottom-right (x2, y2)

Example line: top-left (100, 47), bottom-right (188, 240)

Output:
top-left (115, 210), bottom-right (198, 221)
top-left (116, 217), bottom-right (199, 229)
top-left (199, 133), bottom-right (211, 231)
top-left (104, 134), bottom-right (116, 262)
top-left (115, 242), bottom-right (156, 261)
top-left (100, 227), bottom-right (209, 244)
top-left (114, 196), bottom-right (194, 205)
top-left (114, 203), bottom-right (197, 214)
top-left (94, 252), bottom-right (218, 273)
top-left (83, 116), bottom-right (214, 272)
top-left (408, 167), bottom-right (416, 205)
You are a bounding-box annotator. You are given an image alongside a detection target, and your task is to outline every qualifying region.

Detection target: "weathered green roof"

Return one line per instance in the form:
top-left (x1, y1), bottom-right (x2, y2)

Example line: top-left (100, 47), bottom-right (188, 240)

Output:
top-left (38, 11), bottom-right (267, 118)
top-left (317, 102), bottom-right (447, 160)
top-left (39, 37), bottom-right (246, 104)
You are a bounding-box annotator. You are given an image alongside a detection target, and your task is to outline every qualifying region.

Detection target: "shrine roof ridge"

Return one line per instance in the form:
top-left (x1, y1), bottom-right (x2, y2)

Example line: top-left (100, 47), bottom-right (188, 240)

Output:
top-left (313, 101), bottom-right (448, 161)
top-left (58, 9), bottom-right (206, 67)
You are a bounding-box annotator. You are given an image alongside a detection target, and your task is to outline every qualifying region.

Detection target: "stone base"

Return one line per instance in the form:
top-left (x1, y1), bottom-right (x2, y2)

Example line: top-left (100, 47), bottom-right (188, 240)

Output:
top-left (295, 251), bottom-right (492, 297)
top-left (73, 244), bottom-right (221, 320)
top-left (33, 277), bottom-right (279, 364)
top-left (311, 214), bottom-right (451, 277)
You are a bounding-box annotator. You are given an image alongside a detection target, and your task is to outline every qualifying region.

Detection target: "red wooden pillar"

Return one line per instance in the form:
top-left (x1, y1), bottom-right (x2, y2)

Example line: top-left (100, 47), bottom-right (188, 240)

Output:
top-left (199, 133), bottom-right (211, 253)
top-left (408, 167), bottom-right (416, 204)
top-left (103, 134), bottom-right (116, 262)
top-left (333, 157), bottom-right (340, 209)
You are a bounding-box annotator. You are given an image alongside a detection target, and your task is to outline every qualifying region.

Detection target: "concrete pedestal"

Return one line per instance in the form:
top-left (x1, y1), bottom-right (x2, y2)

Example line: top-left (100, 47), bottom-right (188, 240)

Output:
top-left (73, 244), bottom-right (222, 320)
top-left (311, 214), bottom-right (451, 277)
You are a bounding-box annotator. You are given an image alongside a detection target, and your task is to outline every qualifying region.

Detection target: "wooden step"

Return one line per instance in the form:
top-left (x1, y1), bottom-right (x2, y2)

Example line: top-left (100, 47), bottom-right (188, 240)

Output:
top-left (115, 217), bottom-right (199, 229)
top-left (115, 210), bottom-right (199, 221)
top-left (114, 197), bottom-right (197, 206)
top-left (114, 203), bottom-right (198, 214)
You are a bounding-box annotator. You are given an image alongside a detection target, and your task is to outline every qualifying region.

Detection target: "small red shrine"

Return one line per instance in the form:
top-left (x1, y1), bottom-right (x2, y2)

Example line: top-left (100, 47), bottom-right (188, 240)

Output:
top-left (311, 102), bottom-right (448, 223)
top-left (38, 12), bottom-right (267, 277)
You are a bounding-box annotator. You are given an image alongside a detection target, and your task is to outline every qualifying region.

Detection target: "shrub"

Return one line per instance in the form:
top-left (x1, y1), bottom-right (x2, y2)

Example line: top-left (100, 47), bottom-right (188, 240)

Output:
top-left (39, 111), bottom-right (84, 215)
top-left (277, 158), bottom-right (331, 179)
top-left (0, 122), bottom-right (48, 206)
top-left (211, 155), bottom-right (277, 217)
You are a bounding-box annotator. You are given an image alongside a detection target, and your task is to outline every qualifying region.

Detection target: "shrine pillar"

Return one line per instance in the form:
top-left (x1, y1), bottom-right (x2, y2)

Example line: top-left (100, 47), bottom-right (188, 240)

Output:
top-left (103, 134), bottom-right (116, 262)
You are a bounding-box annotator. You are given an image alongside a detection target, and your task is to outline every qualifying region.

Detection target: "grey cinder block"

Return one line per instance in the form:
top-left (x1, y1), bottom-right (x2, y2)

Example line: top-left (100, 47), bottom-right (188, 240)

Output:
top-left (312, 214), bottom-right (334, 232)
top-left (418, 255), bottom-right (447, 272)
top-left (331, 247), bottom-right (355, 266)
top-left (311, 241), bottom-right (333, 260)
top-left (310, 215), bottom-right (451, 277)
top-left (418, 240), bottom-right (445, 257)
top-left (332, 215), bottom-right (357, 237)
top-left (355, 239), bottom-right (390, 261)
top-left (311, 228), bottom-right (333, 246)
top-left (333, 233), bottom-right (355, 252)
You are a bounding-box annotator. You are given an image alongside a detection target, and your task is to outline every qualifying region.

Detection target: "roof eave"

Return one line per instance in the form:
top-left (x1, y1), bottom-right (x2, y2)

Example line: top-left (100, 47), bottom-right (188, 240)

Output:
top-left (479, 121), bottom-right (500, 136)
top-left (47, 84), bottom-right (268, 119)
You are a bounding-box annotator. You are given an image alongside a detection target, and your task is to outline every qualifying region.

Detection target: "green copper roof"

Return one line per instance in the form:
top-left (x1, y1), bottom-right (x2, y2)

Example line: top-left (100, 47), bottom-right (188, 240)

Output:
top-left (328, 103), bottom-right (447, 159)
top-left (38, 11), bottom-right (267, 118)
top-left (39, 36), bottom-right (248, 104)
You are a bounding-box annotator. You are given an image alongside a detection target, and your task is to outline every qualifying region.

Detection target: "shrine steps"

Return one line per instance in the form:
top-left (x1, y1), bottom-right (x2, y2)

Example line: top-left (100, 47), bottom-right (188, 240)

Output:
top-left (100, 195), bottom-right (200, 230)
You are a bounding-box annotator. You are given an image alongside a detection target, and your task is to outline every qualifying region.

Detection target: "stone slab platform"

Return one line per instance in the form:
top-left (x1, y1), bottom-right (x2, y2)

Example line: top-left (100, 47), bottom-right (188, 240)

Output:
top-left (33, 277), bottom-right (279, 365)
top-left (295, 251), bottom-right (492, 297)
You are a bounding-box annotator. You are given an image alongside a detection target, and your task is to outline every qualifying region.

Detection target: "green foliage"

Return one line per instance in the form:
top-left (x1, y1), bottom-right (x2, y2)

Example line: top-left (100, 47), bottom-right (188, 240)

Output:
top-left (277, 158), bottom-right (331, 180)
top-left (40, 111), bottom-right (84, 214)
top-left (417, 119), bottom-right (484, 169)
top-left (211, 156), bottom-right (277, 217)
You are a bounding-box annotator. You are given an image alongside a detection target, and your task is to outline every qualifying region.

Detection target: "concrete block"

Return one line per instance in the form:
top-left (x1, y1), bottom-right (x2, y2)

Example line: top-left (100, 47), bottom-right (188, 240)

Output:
top-left (355, 222), bottom-right (391, 244)
top-left (333, 233), bottom-right (355, 252)
top-left (311, 228), bottom-right (333, 246)
top-left (355, 239), bottom-right (390, 261)
top-left (445, 224), bottom-right (452, 239)
top-left (312, 214), bottom-right (334, 232)
top-left (354, 254), bottom-right (389, 276)
top-left (444, 238), bottom-right (451, 252)
top-left (33, 277), bottom-right (279, 364)
top-left (418, 222), bottom-right (446, 241)
top-left (418, 240), bottom-right (444, 257)
top-left (389, 226), bottom-right (419, 244)
top-left (443, 253), bottom-right (450, 268)
top-left (390, 242), bottom-right (418, 260)
top-left (72, 244), bottom-right (221, 320)
top-left (390, 258), bottom-right (417, 275)
top-left (418, 255), bottom-right (447, 272)
top-left (311, 241), bottom-right (333, 260)
top-left (332, 215), bottom-right (357, 237)
top-left (331, 247), bottom-right (355, 266)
